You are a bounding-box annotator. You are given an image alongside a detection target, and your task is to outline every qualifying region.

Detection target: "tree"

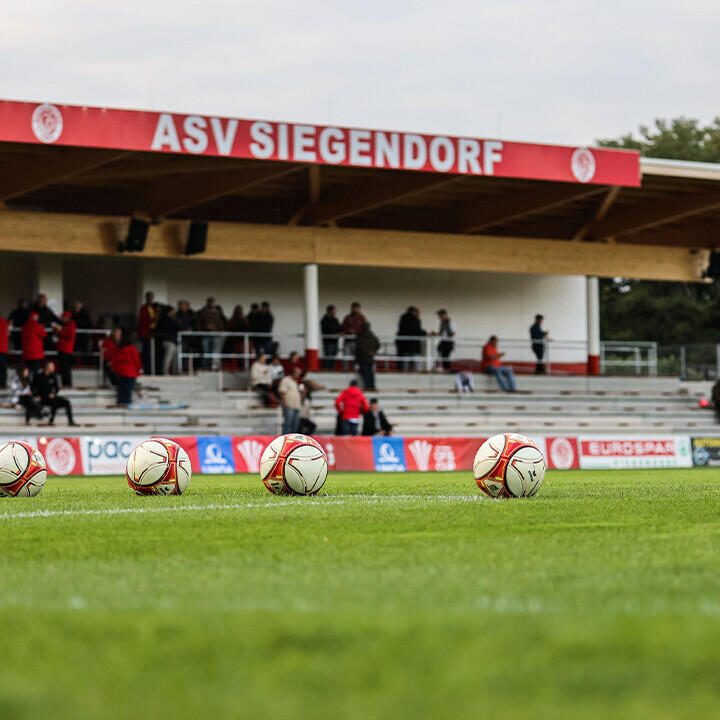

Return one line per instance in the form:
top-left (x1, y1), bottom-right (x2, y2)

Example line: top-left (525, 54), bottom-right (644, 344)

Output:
top-left (595, 117), bottom-right (720, 345)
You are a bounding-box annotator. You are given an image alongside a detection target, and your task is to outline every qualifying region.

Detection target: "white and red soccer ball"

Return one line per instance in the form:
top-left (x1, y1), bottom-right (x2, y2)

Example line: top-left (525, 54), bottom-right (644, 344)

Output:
top-left (0, 440), bottom-right (48, 497)
top-left (260, 434), bottom-right (328, 495)
top-left (474, 433), bottom-right (546, 498)
top-left (126, 438), bottom-right (192, 496)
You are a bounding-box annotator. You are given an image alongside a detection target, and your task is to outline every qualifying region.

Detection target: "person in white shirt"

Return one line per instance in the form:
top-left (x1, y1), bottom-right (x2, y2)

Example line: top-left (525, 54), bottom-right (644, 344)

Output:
top-left (250, 351), bottom-right (272, 406)
top-left (435, 309), bottom-right (456, 372)
top-left (278, 367), bottom-right (302, 434)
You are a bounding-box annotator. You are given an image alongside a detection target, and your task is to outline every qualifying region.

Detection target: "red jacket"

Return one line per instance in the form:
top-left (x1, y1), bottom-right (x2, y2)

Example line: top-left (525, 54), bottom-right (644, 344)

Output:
top-left (0, 318), bottom-right (7, 354)
top-left (21, 318), bottom-right (46, 361)
top-left (137, 304), bottom-right (156, 340)
top-left (481, 342), bottom-right (502, 370)
top-left (114, 345), bottom-right (143, 378)
top-left (57, 319), bottom-right (77, 354)
top-left (101, 337), bottom-right (118, 366)
top-left (335, 386), bottom-right (370, 421)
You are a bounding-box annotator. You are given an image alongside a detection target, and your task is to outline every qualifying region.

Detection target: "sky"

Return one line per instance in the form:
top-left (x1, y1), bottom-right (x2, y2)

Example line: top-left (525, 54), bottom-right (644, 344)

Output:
top-left (2, 0), bottom-right (719, 146)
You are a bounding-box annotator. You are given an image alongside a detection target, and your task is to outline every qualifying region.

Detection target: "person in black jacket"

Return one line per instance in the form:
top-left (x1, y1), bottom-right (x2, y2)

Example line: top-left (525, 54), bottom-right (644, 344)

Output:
top-left (396, 306), bottom-right (426, 371)
top-left (320, 305), bottom-right (342, 369)
top-left (355, 322), bottom-right (380, 390)
top-left (32, 360), bottom-right (77, 426)
top-left (8, 298), bottom-right (29, 352)
top-left (362, 399), bottom-right (393, 436)
top-left (72, 300), bottom-right (93, 362)
top-left (529, 314), bottom-right (549, 374)
top-left (255, 301), bottom-right (274, 356)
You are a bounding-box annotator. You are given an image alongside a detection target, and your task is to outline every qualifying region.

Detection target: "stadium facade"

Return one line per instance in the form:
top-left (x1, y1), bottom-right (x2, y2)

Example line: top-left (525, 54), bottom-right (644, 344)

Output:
top-left (0, 99), bottom-right (717, 372)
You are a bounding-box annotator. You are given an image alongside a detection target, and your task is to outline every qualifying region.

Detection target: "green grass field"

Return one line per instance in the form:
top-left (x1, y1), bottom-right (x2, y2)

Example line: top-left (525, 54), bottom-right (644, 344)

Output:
top-left (1, 469), bottom-right (719, 719)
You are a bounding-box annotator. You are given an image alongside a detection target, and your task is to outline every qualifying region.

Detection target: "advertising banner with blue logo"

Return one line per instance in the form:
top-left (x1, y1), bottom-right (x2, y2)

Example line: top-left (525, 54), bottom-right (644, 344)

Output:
top-left (81, 435), bottom-right (139, 475)
top-left (372, 436), bottom-right (407, 472)
top-left (196, 436), bottom-right (236, 474)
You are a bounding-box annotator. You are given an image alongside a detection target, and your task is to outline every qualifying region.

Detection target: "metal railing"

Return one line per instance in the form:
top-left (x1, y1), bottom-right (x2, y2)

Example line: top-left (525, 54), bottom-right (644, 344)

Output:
top-left (600, 341), bottom-right (658, 376)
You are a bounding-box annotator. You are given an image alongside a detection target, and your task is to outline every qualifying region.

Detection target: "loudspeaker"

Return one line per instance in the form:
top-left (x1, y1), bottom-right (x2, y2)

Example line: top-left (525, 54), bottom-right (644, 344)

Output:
top-left (122, 218), bottom-right (150, 252)
top-left (706, 251), bottom-right (720, 280)
top-left (185, 221), bottom-right (208, 256)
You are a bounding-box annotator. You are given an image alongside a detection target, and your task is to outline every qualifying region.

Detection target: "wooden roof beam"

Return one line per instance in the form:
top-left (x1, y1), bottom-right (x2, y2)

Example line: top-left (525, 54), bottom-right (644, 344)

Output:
top-left (457, 184), bottom-right (606, 233)
top-left (135, 163), bottom-right (304, 217)
top-left (0, 149), bottom-right (130, 201)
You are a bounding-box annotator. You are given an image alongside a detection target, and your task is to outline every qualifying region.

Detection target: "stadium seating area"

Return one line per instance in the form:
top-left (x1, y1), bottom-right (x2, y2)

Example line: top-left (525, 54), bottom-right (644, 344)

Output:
top-left (0, 371), bottom-right (714, 436)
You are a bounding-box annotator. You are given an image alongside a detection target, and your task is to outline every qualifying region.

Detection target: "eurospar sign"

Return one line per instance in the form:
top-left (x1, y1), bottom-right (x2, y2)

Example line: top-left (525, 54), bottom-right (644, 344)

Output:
top-left (0, 100), bottom-right (640, 186)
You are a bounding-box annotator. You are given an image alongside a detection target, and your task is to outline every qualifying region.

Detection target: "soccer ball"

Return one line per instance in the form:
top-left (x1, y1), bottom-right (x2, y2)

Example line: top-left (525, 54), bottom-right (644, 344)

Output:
top-left (126, 438), bottom-right (192, 496)
top-left (0, 440), bottom-right (48, 497)
top-left (260, 433), bottom-right (328, 495)
top-left (474, 433), bottom-right (545, 498)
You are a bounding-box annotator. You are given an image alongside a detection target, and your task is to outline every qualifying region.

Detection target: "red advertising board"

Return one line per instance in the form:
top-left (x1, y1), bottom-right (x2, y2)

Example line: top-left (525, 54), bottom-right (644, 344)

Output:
top-left (545, 437), bottom-right (580, 470)
top-left (36, 436), bottom-right (83, 476)
top-left (0, 100), bottom-right (640, 187)
top-left (404, 437), bottom-right (480, 471)
top-left (315, 436), bottom-right (374, 472)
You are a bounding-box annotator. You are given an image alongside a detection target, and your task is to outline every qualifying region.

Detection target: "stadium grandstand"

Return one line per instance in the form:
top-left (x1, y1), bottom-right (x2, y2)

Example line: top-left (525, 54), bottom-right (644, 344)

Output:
top-left (1, 99), bottom-right (719, 467)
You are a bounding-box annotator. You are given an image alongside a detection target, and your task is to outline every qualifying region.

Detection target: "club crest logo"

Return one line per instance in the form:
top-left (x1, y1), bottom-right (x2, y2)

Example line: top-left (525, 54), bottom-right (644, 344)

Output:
top-left (549, 437), bottom-right (575, 470)
top-left (44, 438), bottom-right (76, 475)
top-left (571, 147), bottom-right (596, 183)
top-left (31, 104), bottom-right (63, 144)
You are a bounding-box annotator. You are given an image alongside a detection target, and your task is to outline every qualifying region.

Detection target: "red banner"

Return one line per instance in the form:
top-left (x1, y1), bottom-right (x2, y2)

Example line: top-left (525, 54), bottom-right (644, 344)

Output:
top-left (0, 100), bottom-right (640, 187)
top-left (404, 437), bottom-right (480, 471)
top-left (545, 436), bottom-right (580, 470)
top-left (315, 436), bottom-right (374, 471)
top-left (231, 435), bottom-right (273, 473)
top-left (36, 436), bottom-right (83, 476)
top-left (168, 435), bottom-right (202, 473)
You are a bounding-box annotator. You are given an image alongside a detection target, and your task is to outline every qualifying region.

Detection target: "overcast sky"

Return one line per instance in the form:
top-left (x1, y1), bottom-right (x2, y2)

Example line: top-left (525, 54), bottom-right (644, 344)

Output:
top-left (2, 1), bottom-right (719, 146)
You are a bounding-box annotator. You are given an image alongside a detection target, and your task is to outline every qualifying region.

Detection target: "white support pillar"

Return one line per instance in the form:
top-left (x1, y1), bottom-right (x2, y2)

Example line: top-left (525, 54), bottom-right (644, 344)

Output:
top-left (303, 263), bottom-right (319, 370)
top-left (34, 255), bottom-right (64, 315)
top-left (586, 275), bottom-right (600, 375)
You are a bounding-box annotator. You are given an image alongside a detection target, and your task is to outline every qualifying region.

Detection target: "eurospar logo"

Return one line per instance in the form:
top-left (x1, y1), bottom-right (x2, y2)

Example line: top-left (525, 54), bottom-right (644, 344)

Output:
top-left (31, 104), bottom-right (63, 144)
top-left (578, 436), bottom-right (691, 469)
top-left (582, 439), bottom-right (676, 457)
top-left (571, 147), bottom-right (596, 183)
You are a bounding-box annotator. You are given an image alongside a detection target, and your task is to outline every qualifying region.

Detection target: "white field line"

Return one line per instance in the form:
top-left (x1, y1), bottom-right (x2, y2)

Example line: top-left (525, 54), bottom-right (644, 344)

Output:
top-left (0, 494), bottom-right (481, 521)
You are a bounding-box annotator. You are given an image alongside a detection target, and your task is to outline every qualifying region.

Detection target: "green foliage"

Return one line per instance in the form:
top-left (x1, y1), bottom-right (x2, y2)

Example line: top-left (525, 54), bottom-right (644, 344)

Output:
top-left (597, 116), bottom-right (720, 162)
top-left (600, 278), bottom-right (720, 344)
top-left (1, 472), bottom-right (720, 719)
top-left (597, 117), bottom-right (720, 343)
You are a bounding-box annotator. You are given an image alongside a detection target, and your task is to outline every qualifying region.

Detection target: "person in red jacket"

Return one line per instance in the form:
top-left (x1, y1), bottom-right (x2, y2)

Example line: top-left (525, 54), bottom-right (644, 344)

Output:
top-left (114, 333), bottom-right (143, 406)
top-left (54, 311), bottom-right (77, 387)
top-left (0, 312), bottom-right (8, 388)
top-left (334, 379), bottom-right (370, 436)
top-left (101, 327), bottom-right (122, 386)
top-left (21, 312), bottom-right (46, 378)
top-left (137, 291), bottom-right (156, 375)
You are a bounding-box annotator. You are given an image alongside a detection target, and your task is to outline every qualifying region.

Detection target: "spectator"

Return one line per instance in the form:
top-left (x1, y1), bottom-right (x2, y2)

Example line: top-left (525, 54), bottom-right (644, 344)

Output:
top-left (32, 360), bottom-right (77, 426)
top-left (9, 367), bottom-right (42, 425)
top-left (54, 311), bottom-right (77, 387)
top-left (0, 311), bottom-right (7, 387)
top-left (176, 300), bottom-right (195, 370)
top-left (255, 301), bottom-right (274, 356)
top-left (157, 305), bottom-right (179, 375)
top-left (285, 351), bottom-right (305, 379)
top-left (341, 302), bottom-right (366, 368)
top-left (72, 300), bottom-right (93, 361)
top-left (114, 332), bottom-right (143, 406)
top-left (455, 370), bottom-right (475, 393)
top-left (334, 379), bottom-right (370, 436)
top-left (247, 303), bottom-right (261, 354)
top-left (195, 297), bottom-right (225, 369)
top-left (21, 312), bottom-right (46, 377)
top-left (435, 309), bottom-right (456, 372)
top-left (102, 328), bottom-right (122, 385)
top-left (396, 306), bottom-right (426, 371)
top-left (530, 314), bottom-right (549, 374)
top-left (8, 298), bottom-right (28, 352)
top-left (362, 398), bottom-right (393, 436)
top-left (298, 383), bottom-right (317, 436)
top-left (355, 321), bottom-right (380, 391)
top-left (224, 305), bottom-right (249, 367)
top-left (269, 354), bottom-right (285, 382)
top-left (250, 351), bottom-right (273, 406)
top-left (137, 291), bottom-right (157, 375)
top-left (278, 367), bottom-right (302, 434)
top-left (320, 305), bottom-right (342, 369)
top-left (481, 335), bottom-right (517, 392)
top-left (32, 293), bottom-right (60, 327)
